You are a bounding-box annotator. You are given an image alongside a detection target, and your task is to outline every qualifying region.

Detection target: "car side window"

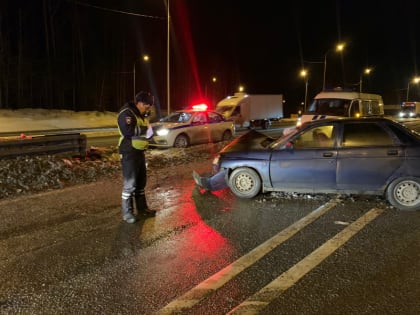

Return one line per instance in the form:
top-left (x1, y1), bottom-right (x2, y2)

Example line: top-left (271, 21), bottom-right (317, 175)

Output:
top-left (387, 124), bottom-right (416, 144)
top-left (293, 125), bottom-right (335, 148)
top-left (179, 112), bottom-right (191, 122)
top-left (342, 123), bottom-right (393, 147)
top-left (208, 112), bottom-right (222, 123)
top-left (193, 113), bottom-right (206, 124)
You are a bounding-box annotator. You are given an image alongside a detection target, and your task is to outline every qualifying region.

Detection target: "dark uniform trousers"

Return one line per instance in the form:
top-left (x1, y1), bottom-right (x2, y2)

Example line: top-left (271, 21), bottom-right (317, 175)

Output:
top-left (121, 150), bottom-right (148, 217)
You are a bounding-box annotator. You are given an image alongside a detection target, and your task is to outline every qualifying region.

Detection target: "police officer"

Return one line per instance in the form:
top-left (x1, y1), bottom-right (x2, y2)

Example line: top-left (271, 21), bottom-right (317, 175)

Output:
top-left (117, 91), bottom-right (156, 223)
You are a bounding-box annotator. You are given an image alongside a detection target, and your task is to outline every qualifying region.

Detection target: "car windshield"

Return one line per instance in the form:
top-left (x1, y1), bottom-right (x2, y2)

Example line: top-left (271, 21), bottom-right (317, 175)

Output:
top-left (307, 98), bottom-right (351, 116)
top-left (160, 111), bottom-right (192, 123)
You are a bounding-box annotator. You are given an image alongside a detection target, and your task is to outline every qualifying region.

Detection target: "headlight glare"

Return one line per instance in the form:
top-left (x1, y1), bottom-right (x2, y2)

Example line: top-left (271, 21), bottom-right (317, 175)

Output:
top-left (157, 128), bottom-right (169, 136)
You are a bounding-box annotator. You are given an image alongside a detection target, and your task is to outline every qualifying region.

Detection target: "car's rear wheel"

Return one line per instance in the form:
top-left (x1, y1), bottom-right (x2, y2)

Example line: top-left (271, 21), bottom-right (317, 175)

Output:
top-left (222, 130), bottom-right (232, 141)
top-left (174, 134), bottom-right (189, 148)
top-left (228, 167), bottom-right (261, 198)
top-left (386, 177), bottom-right (420, 211)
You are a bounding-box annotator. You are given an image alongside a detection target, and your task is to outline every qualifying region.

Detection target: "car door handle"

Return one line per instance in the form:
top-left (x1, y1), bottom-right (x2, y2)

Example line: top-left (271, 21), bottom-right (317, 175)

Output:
top-left (387, 149), bottom-right (399, 156)
top-left (323, 152), bottom-right (334, 157)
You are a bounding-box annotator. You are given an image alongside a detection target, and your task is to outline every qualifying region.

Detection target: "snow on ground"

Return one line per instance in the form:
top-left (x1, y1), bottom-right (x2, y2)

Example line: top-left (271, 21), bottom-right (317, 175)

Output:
top-left (0, 108), bottom-right (224, 200)
top-left (0, 109), bottom-right (118, 132)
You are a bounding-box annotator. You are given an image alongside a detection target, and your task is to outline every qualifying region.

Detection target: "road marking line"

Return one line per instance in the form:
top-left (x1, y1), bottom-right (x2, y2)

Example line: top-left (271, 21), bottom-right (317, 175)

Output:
top-left (157, 200), bottom-right (339, 315)
top-left (227, 207), bottom-right (384, 315)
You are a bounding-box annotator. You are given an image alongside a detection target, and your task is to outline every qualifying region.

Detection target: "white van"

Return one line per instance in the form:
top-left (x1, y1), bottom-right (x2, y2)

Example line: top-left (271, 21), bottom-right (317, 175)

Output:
top-left (297, 89), bottom-right (384, 126)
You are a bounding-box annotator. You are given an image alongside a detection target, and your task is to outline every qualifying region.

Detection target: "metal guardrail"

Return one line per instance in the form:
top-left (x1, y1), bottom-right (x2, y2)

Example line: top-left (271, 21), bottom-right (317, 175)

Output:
top-left (0, 133), bottom-right (87, 159)
top-left (0, 126), bottom-right (117, 138)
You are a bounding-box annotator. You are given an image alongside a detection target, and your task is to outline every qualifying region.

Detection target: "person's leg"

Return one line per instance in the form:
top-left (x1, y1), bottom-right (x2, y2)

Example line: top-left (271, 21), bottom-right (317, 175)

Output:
top-left (134, 152), bottom-right (156, 216)
top-left (121, 154), bottom-right (137, 223)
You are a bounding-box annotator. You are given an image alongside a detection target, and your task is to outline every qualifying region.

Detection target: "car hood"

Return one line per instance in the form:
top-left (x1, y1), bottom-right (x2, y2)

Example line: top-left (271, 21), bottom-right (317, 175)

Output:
top-left (151, 121), bottom-right (187, 130)
top-left (220, 130), bottom-right (275, 154)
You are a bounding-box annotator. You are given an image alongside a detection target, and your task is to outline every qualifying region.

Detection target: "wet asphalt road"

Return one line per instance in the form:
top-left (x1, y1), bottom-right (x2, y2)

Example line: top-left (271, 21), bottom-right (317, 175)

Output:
top-left (1, 151), bottom-right (420, 314)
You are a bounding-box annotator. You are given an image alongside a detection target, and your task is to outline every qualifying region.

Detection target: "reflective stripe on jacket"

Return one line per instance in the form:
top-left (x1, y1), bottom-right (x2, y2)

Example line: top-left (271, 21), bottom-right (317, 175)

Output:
top-left (118, 107), bottom-right (149, 150)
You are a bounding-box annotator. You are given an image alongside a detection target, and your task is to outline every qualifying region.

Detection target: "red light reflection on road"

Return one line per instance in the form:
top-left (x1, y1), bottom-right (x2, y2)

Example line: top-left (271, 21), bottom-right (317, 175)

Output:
top-left (150, 179), bottom-right (236, 277)
top-left (166, 203), bottom-right (234, 279)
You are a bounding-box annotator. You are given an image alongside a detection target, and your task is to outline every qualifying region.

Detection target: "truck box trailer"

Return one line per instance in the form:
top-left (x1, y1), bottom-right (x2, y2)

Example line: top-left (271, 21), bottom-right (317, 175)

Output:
top-left (215, 92), bottom-right (283, 129)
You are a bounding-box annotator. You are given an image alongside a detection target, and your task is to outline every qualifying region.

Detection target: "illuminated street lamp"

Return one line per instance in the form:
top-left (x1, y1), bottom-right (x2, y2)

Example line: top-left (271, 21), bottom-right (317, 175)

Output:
top-left (238, 85), bottom-right (245, 92)
top-left (204, 76), bottom-right (217, 98)
top-left (300, 69), bottom-right (309, 111)
top-left (359, 67), bottom-right (372, 93)
top-left (133, 54), bottom-right (150, 101)
top-left (323, 43), bottom-right (345, 90)
top-left (406, 76), bottom-right (420, 101)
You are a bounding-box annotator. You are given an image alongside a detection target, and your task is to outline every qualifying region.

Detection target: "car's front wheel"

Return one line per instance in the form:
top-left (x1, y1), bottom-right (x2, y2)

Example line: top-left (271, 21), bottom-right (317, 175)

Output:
top-left (228, 167), bottom-right (261, 198)
top-left (386, 177), bottom-right (420, 211)
top-left (174, 134), bottom-right (189, 148)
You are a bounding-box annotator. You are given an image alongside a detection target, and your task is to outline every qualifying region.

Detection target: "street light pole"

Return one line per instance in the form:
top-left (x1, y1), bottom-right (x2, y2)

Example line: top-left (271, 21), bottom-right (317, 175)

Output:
top-left (204, 76), bottom-right (217, 99)
top-left (133, 55), bottom-right (150, 101)
top-left (300, 69), bottom-right (308, 111)
top-left (359, 68), bottom-right (372, 93)
top-left (322, 52), bottom-right (328, 91)
top-left (323, 43), bottom-right (345, 91)
top-left (166, 0), bottom-right (170, 115)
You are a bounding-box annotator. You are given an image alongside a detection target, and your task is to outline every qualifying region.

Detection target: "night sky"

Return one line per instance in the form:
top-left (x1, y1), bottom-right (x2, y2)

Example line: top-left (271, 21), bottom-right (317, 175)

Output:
top-left (1, 0), bottom-right (419, 116)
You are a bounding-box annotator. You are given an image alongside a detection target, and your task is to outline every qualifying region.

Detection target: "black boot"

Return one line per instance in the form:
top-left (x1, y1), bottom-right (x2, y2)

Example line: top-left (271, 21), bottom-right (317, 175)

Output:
top-left (135, 192), bottom-right (156, 216)
top-left (122, 198), bottom-right (136, 223)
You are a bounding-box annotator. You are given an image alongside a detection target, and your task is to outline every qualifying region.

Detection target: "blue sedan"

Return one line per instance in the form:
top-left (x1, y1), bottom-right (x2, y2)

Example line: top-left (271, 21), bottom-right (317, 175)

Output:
top-left (193, 117), bottom-right (420, 211)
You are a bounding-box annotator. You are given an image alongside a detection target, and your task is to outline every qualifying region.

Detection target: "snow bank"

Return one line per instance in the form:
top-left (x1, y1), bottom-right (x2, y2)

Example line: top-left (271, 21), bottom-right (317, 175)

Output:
top-left (0, 109), bottom-right (118, 132)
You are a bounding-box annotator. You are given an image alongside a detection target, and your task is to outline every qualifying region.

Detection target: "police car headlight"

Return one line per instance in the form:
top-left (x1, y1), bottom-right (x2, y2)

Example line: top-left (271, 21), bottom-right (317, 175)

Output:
top-left (156, 128), bottom-right (169, 136)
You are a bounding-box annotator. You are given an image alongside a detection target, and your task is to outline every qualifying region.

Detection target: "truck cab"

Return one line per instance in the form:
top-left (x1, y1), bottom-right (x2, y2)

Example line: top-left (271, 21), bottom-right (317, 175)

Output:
top-left (215, 95), bottom-right (248, 128)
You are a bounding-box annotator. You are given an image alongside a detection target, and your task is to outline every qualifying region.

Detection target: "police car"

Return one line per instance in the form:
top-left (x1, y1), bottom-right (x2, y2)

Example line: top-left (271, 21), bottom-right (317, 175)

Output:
top-left (148, 104), bottom-right (235, 148)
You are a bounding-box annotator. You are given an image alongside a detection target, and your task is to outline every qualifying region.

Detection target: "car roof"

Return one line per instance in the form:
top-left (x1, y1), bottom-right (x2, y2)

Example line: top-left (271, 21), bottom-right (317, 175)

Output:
top-left (298, 116), bottom-right (417, 135)
top-left (175, 109), bottom-right (215, 113)
top-left (301, 116), bottom-right (395, 126)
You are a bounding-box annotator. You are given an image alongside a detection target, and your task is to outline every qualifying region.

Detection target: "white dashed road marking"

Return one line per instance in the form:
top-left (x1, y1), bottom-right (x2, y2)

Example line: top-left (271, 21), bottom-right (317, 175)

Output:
top-left (157, 200), bottom-right (340, 314)
top-left (227, 207), bottom-right (384, 314)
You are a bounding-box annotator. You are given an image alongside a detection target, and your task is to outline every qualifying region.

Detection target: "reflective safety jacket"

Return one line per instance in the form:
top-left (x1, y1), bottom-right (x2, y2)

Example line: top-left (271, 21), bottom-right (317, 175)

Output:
top-left (117, 103), bottom-right (150, 151)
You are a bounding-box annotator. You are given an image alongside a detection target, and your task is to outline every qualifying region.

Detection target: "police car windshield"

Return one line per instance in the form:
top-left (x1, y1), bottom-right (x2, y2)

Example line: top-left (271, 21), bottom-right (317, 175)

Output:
top-left (160, 111), bottom-right (192, 123)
